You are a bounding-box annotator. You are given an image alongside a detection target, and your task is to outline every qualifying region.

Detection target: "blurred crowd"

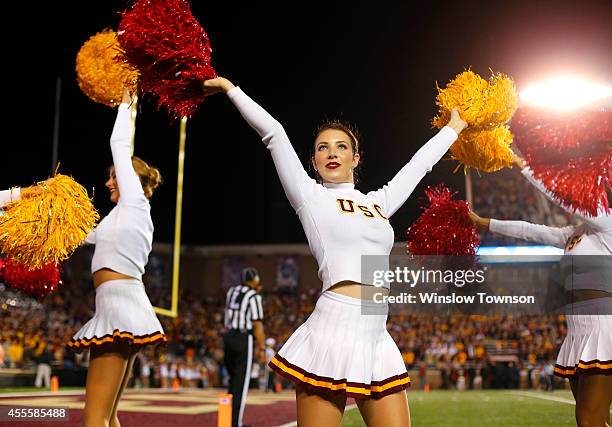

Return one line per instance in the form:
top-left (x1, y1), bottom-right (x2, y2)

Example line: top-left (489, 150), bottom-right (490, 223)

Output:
top-left (389, 313), bottom-right (565, 390)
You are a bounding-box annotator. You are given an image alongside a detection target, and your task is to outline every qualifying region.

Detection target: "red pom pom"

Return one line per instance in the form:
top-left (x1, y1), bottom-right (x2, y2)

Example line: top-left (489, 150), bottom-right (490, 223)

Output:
top-left (118, 0), bottom-right (217, 118)
top-left (530, 155), bottom-right (611, 217)
top-left (512, 106), bottom-right (612, 162)
top-left (406, 185), bottom-right (479, 255)
top-left (1, 257), bottom-right (63, 297)
top-left (512, 107), bottom-right (612, 216)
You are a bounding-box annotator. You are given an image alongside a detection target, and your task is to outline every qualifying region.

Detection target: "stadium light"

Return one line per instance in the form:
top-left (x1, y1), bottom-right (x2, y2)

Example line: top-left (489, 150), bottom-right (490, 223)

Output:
top-left (519, 76), bottom-right (612, 110)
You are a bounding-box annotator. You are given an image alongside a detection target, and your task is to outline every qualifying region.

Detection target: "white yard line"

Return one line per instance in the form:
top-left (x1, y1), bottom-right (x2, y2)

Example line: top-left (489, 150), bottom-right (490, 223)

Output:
top-left (513, 391), bottom-right (612, 413)
top-left (511, 391), bottom-right (576, 405)
top-left (275, 403), bottom-right (358, 427)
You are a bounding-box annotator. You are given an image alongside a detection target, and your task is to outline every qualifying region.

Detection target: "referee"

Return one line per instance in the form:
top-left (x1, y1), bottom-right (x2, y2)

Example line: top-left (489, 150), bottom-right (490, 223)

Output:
top-left (224, 267), bottom-right (265, 427)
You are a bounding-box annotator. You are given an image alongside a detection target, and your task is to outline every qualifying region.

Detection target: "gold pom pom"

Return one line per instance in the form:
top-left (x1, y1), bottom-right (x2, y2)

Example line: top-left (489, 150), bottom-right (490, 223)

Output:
top-left (0, 174), bottom-right (99, 269)
top-left (76, 29), bottom-right (139, 107)
top-left (486, 72), bottom-right (518, 125)
top-left (433, 70), bottom-right (518, 172)
top-left (449, 125), bottom-right (514, 173)
top-left (433, 70), bottom-right (518, 130)
top-left (433, 70), bottom-right (489, 129)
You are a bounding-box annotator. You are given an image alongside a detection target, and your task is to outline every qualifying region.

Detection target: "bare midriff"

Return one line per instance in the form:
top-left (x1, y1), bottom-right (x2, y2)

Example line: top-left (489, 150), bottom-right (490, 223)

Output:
top-left (328, 280), bottom-right (390, 299)
top-left (93, 268), bottom-right (138, 288)
top-left (571, 289), bottom-right (612, 303)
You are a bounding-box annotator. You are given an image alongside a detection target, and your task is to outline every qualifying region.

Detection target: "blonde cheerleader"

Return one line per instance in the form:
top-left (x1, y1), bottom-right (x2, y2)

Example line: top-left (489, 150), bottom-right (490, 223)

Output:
top-left (67, 89), bottom-right (166, 427)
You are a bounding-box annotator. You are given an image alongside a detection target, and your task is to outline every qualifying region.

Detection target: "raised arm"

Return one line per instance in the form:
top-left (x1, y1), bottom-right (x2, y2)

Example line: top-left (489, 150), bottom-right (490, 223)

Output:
top-left (204, 77), bottom-right (317, 211)
top-left (513, 151), bottom-right (612, 232)
top-left (367, 109), bottom-right (466, 218)
top-left (110, 91), bottom-right (147, 207)
top-left (470, 210), bottom-right (575, 248)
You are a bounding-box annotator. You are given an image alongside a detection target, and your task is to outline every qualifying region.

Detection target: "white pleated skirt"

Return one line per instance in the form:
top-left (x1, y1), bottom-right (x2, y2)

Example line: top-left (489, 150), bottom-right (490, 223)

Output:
top-left (554, 297), bottom-right (612, 378)
top-left (68, 279), bottom-right (166, 351)
top-left (268, 291), bottom-right (410, 399)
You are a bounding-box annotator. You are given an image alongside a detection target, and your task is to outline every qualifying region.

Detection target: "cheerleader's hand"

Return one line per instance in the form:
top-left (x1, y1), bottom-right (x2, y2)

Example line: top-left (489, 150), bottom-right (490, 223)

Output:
top-left (469, 210), bottom-right (491, 231)
top-left (122, 87), bottom-right (135, 105)
top-left (202, 77), bottom-right (235, 95)
top-left (511, 150), bottom-right (526, 170)
top-left (447, 108), bottom-right (468, 135)
top-left (21, 185), bottom-right (42, 199)
top-left (22, 180), bottom-right (50, 199)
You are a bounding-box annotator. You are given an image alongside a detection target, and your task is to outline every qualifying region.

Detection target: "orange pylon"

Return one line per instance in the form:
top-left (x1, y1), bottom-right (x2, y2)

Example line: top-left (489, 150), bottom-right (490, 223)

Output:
top-left (50, 376), bottom-right (59, 393)
top-left (217, 393), bottom-right (232, 427)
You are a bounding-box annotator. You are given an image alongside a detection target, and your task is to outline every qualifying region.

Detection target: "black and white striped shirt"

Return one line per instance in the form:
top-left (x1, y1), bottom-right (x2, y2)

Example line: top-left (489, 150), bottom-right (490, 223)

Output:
top-left (224, 285), bottom-right (264, 332)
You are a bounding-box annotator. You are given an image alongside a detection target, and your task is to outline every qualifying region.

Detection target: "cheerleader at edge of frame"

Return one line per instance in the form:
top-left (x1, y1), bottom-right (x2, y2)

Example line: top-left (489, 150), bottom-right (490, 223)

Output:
top-left (71, 88), bottom-right (165, 427)
top-left (470, 151), bottom-right (612, 427)
top-left (202, 76), bottom-right (468, 427)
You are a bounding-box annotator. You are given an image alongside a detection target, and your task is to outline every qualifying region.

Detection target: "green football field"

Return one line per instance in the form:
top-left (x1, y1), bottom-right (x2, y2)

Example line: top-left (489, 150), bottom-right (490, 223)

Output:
top-left (342, 390), bottom-right (583, 427)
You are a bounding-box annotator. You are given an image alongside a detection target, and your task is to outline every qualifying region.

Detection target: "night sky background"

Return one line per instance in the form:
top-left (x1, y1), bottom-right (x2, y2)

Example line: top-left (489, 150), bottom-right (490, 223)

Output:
top-left (4, 0), bottom-right (611, 245)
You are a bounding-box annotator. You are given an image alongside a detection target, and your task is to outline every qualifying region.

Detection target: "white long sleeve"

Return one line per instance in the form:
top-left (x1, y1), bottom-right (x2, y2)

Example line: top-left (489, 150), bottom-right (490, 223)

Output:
top-left (0, 188), bottom-right (21, 208)
top-left (489, 219), bottom-right (576, 248)
top-left (87, 104), bottom-right (153, 279)
top-left (521, 167), bottom-right (612, 232)
top-left (111, 104), bottom-right (148, 207)
top-left (226, 87), bottom-right (318, 211)
top-left (367, 126), bottom-right (458, 217)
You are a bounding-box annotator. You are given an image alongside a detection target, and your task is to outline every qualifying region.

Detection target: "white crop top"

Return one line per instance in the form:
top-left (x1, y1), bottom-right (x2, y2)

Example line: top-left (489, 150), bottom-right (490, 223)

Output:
top-left (85, 103), bottom-right (154, 280)
top-left (489, 168), bottom-right (612, 292)
top-left (227, 87), bottom-right (458, 291)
